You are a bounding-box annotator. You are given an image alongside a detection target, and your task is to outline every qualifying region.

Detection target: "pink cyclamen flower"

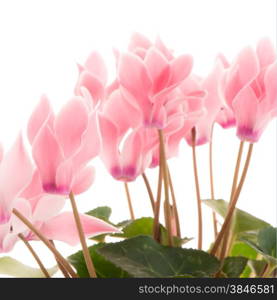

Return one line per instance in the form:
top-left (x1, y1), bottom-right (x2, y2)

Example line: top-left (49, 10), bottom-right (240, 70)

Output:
top-left (0, 137), bottom-right (119, 252)
top-left (75, 51), bottom-right (108, 107)
top-left (0, 136), bottom-right (33, 225)
top-left (98, 113), bottom-right (152, 182)
top-left (221, 38), bottom-right (277, 142)
top-left (214, 53), bottom-right (236, 129)
top-left (118, 35), bottom-right (193, 129)
top-left (184, 58), bottom-right (229, 146)
top-left (28, 95), bottom-right (100, 195)
top-left (128, 32), bottom-right (174, 61)
top-left (99, 89), bottom-right (156, 181)
top-left (148, 87), bottom-right (206, 167)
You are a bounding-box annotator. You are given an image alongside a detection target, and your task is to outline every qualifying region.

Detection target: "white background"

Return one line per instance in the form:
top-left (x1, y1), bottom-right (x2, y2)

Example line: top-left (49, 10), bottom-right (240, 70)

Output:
top-left (0, 0), bottom-right (276, 275)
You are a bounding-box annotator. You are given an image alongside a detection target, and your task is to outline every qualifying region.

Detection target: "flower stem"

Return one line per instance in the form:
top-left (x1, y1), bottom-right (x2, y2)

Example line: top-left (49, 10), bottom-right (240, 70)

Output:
top-left (50, 240), bottom-right (70, 278)
top-left (209, 125), bottom-right (218, 238)
top-left (12, 208), bottom-right (78, 278)
top-left (191, 127), bottom-right (203, 250)
top-left (18, 233), bottom-right (50, 278)
top-left (153, 161), bottom-right (163, 241)
top-left (218, 141), bottom-right (244, 260)
top-left (124, 182), bottom-right (135, 220)
top-left (260, 263), bottom-right (273, 278)
top-left (158, 129), bottom-right (173, 247)
top-left (211, 143), bottom-right (253, 256)
top-left (167, 164), bottom-right (181, 238)
top-left (142, 172), bottom-right (155, 214)
top-left (69, 191), bottom-right (96, 278)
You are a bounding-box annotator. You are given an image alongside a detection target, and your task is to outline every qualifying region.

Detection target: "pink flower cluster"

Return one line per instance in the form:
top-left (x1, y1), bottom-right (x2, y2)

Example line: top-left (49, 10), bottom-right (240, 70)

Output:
top-left (0, 33), bottom-right (276, 253)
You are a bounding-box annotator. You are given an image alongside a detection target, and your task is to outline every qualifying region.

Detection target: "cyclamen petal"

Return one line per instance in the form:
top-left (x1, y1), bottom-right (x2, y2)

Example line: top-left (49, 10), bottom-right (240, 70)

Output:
top-left (264, 62), bottom-right (277, 109)
top-left (75, 71), bottom-right (105, 104)
top-left (55, 98), bottom-right (88, 158)
top-left (169, 54), bottom-right (193, 86)
top-left (27, 95), bottom-right (54, 144)
top-left (233, 86), bottom-right (260, 142)
top-left (256, 38), bottom-right (276, 69)
top-left (71, 111), bottom-right (100, 170)
top-left (40, 212), bottom-right (120, 246)
top-left (102, 89), bottom-right (142, 136)
top-left (20, 170), bottom-right (43, 200)
top-left (10, 198), bottom-right (32, 234)
top-left (71, 166), bottom-right (95, 195)
top-left (144, 47), bottom-right (170, 95)
top-left (128, 32), bottom-right (152, 52)
top-left (32, 194), bottom-right (66, 222)
top-left (84, 51), bottom-right (108, 85)
top-left (121, 130), bottom-right (143, 181)
top-left (98, 114), bottom-right (121, 178)
top-left (0, 135), bottom-right (33, 207)
top-left (32, 124), bottom-right (64, 193)
top-left (118, 53), bottom-right (152, 101)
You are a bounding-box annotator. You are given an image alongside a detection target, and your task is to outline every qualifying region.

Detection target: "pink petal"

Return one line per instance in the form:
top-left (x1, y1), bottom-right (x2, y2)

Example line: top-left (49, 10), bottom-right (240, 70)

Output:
top-left (0, 144), bottom-right (3, 163)
top-left (202, 61), bottom-right (224, 114)
top-left (233, 86), bottom-right (260, 142)
top-left (216, 106), bottom-right (236, 128)
top-left (20, 169), bottom-right (43, 200)
top-left (40, 212), bottom-right (120, 246)
top-left (118, 52), bottom-right (152, 102)
top-left (128, 32), bottom-right (152, 52)
top-left (71, 166), bottom-right (95, 195)
top-left (27, 95), bottom-right (54, 144)
top-left (179, 76), bottom-right (202, 95)
top-left (55, 159), bottom-right (74, 194)
top-left (79, 86), bottom-right (94, 111)
top-left (256, 38), bottom-right (276, 69)
top-left (169, 54), bottom-right (193, 86)
top-left (10, 198), bottom-right (32, 234)
top-left (155, 36), bottom-right (174, 61)
top-left (264, 62), bottom-right (277, 109)
top-left (32, 124), bottom-right (63, 192)
top-left (33, 194), bottom-right (66, 222)
top-left (75, 71), bottom-right (105, 103)
top-left (121, 130), bottom-right (142, 181)
top-left (55, 98), bottom-right (88, 158)
top-left (0, 135), bottom-right (33, 206)
top-left (71, 111), bottom-right (100, 169)
top-left (236, 47), bottom-right (260, 85)
top-left (84, 51), bottom-right (108, 85)
top-left (151, 103), bottom-right (167, 129)
top-left (98, 114), bottom-right (121, 178)
top-left (103, 90), bottom-right (142, 136)
top-left (1, 230), bottom-right (18, 253)
top-left (216, 53), bottom-right (230, 69)
top-left (144, 47), bottom-right (170, 94)
top-left (105, 79), bottom-right (119, 98)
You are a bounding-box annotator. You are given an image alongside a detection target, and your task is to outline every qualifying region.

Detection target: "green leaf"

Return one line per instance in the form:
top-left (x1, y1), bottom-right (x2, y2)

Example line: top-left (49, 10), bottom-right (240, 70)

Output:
top-left (240, 227), bottom-right (277, 267)
top-left (221, 256), bottom-right (248, 278)
top-left (97, 235), bottom-right (220, 277)
top-left (258, 227), bottom-right (276, 258)
top-left (230, 242), bottom-right (258, 259)
top-left (0, 256), bottom-right (58, 278)
top-left (203, 199), bottom-right (270, 235)
top-left (116, 220), bottom-right (132, 228)
top-left (116, 217), bottom-right (154, 237)
top-left (248, 259), bottom-right (267, 277)
top-left (86, 206), bottom-right (112, 222)
top-left (229, 242), bottom-right (258, 278)
top-left (68, 243), bottom-right (130, 278)
top-left (113, 217), bottom-right (192, 247)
